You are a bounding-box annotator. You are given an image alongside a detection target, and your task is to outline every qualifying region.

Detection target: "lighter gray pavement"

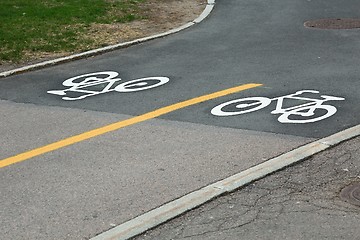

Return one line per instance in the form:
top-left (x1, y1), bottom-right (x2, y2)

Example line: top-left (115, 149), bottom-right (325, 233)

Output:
top-left (0, 100), bottom-right (312, 240)
top-left (134, 136), bottom-right (360, 240)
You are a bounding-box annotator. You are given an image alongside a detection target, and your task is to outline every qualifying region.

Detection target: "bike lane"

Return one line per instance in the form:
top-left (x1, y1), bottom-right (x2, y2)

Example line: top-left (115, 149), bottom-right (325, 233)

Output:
top-left (1, 0), bottom-right (360, 239)
top-left (0, 0), bottom-right (359, 138)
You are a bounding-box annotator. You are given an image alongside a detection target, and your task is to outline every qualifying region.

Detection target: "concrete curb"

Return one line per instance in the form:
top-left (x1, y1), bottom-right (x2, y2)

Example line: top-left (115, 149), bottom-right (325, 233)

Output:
top-left (0, 0), bottom-right (215, 78)
top-left (90, 124), bottom-right (360, 240)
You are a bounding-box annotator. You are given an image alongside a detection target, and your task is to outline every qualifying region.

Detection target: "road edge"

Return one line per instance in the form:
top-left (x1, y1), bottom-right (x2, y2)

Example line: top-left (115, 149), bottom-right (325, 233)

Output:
top-left (0, 0), bottom-right (216, 78)
top-left (90, 124), bottom-right (360, 240)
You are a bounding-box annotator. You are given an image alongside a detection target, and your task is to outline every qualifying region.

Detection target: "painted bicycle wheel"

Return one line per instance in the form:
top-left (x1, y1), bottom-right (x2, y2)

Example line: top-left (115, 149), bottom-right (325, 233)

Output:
top-left (114, 77), bottom-right (169, 92)
top-left (277, 105), bottom-right (337, 123)
top-left (211, 97), bottom-right (271, 116)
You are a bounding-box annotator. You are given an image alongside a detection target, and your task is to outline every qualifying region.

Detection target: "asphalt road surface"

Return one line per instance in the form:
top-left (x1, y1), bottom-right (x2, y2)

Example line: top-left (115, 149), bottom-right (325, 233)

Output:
top-left (1, 0), bottom-right (360, 239)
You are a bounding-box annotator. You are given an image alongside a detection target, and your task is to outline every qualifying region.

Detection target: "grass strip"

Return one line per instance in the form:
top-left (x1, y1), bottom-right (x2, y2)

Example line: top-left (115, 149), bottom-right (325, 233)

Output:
top-left (0, 0), bottom-right (145, 62)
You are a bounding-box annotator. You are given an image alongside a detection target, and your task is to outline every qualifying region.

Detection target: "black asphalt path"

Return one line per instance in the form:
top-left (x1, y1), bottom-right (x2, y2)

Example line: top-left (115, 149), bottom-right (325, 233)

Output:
top-left (1, 0), bottom-right (359, 138)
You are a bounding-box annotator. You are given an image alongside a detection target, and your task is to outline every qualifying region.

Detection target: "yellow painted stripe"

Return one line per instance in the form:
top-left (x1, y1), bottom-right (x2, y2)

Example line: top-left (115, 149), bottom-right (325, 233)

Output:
top-left (0, 83), bottom-right (262, 168)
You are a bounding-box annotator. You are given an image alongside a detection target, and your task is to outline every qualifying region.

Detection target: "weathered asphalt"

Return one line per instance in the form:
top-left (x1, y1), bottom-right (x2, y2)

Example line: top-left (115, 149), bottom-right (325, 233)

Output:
top-left (133, 136), bottom-right (360, 240)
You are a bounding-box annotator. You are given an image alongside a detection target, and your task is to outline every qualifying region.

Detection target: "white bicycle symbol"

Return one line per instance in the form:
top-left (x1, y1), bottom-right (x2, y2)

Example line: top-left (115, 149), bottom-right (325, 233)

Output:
top-left (47, 71), bottom-right (169, 100)
top-left (211, 90), bottom-right (345, 123)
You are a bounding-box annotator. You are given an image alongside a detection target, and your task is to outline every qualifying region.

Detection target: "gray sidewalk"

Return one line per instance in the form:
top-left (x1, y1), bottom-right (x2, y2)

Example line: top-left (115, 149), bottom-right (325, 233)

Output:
top-left (134, 136), bottom-right (360, 240)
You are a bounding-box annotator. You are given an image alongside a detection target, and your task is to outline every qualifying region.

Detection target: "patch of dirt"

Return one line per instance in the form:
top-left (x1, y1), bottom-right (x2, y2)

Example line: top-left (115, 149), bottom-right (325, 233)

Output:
top-left (0, 0), bottom-right (206, 73)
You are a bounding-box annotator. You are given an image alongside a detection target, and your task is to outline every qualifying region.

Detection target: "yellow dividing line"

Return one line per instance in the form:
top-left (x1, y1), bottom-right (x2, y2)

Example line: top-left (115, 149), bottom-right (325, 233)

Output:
top-left (0, 83), bottom-right (262, 168)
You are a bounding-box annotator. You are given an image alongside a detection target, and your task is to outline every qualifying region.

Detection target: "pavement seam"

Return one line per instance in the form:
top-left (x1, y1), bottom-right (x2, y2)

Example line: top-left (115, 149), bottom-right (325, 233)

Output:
top-left (90, 124), bottom-right (360, 240)
top-left (0, 83), bottom-right (260, 169)
top-left (0, 0), bottom-right (215, 78)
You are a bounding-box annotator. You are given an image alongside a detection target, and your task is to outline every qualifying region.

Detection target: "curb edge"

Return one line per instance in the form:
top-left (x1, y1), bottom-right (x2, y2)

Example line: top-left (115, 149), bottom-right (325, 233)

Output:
top-left (90, 125), bottom-right (360, 240)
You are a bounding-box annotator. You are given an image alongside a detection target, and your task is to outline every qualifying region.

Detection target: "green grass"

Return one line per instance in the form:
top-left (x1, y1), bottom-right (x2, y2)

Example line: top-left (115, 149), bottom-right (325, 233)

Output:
top-left (0, 0), bottom-right (145, 62)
